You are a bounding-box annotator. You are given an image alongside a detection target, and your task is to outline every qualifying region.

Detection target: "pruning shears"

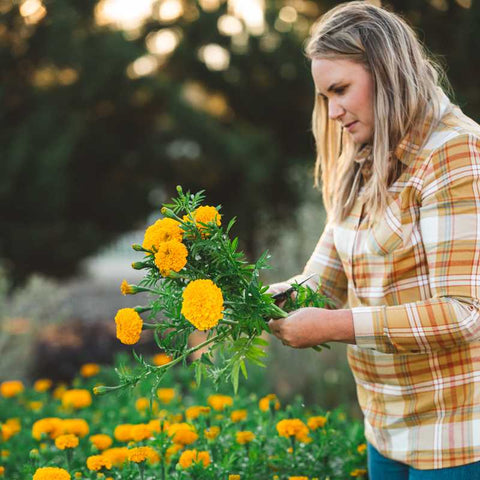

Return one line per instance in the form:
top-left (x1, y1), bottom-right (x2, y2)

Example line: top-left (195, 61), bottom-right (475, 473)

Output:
top-left (271, 273), bottom-right (316, 303)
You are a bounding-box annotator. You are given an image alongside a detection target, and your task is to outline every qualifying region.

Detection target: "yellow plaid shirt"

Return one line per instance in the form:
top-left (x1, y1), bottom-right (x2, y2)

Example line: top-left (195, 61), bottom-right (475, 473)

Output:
top-left (297, 97), bottom-right (480, 469)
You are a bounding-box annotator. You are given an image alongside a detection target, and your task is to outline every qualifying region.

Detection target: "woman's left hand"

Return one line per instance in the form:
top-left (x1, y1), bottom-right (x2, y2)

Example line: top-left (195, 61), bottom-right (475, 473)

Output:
top-left (268, 307), bottom-right (355, 348)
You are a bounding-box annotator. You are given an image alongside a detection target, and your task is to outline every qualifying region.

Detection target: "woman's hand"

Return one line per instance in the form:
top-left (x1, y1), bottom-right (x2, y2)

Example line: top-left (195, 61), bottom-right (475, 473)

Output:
top-left (268, 307), bottom-right (355, 348)
top-left (266, 282), bottom-right (296, 308)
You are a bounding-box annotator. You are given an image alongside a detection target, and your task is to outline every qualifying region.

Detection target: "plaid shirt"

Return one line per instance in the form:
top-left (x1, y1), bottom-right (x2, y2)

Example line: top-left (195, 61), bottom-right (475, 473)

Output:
top-left (296, 97), bottom-right (480, 469)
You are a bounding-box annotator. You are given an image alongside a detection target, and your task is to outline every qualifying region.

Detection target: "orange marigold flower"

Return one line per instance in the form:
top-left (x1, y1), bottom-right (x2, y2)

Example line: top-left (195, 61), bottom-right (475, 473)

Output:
top-left (80, 363), bottom-right (100, 378)
top-left (236, 431), bottom-right (255, 445)
top-left (86, 455), bottom-right (112, 472)
top-left (167, 423), bottom-right (198, 445)
top-left (178, 449), bottom-right (211, 469)
top-left (0, 466), bottom-right (4, 476)
top-left (207, 394), bottom-right (233, 411)
top-left (32, 417), bottom-right (63, 440)
top-left (157, 388), bottom-right (176, 404)
top-left (357, 443), bottom-right (367, 454)
top-left (120, 279), bottom-right (134, 295)
top-left (181, 279), bottom-right (224, 331)
top-left (130, 423), bottom-right (152, 442)
top-left (185, 406), bottom-right (210, 420)
top-left (1, 425), bottom-right (14, 442)
top-left (204, 426), bottom-right (220, 440)
top-left (276, 419), bottom-right (309, 441)
top-left (259, 394), bottom-right (280, 412)
top-left (53, 384), bottom-right (67, 400)
top-left (114, 308), bottom-right (143, 345)
top-left (102, 447), bottom-right (129, 467)
top-left (165, 444), bottom-right (182, 463)
top-left (33, 379), bottom-right (52, 392)
top-left (0, 380), bottom-right (24, 398)
top-left (190, 206), bottom-right (221, 237)
top-left (127, 446), bottom-right (159, 464)
top-left (154, 240), bottom-right (188, 276)
top-left (90, 434), bottom-right (113, 451)
top-left (62, 389), bottom-right (92, 409)
top-left (29, 401), bottom-right (43, 411)
top-left (307, 416), bottom-right (327, 431)
top-left (231, 410), bottom-right (247, 423)
top-left (4, 419), bottom-right (20, 438)
top-left (114, 424), bottom-right (133, 443)
top-left (143, 218), bottom-right (183, 251)
top-left (152, 353), bottom-right (172, 366)
top-left (288, 477), bottom-right (309, 480)
top-left (55, 434), bottom-right (79, 450)
top-left (135, 397), bottom-right (150, 412)
top-left (61, 419), bottom-right (89, 438)
top-left (33, 467), bottom-right (71, 480)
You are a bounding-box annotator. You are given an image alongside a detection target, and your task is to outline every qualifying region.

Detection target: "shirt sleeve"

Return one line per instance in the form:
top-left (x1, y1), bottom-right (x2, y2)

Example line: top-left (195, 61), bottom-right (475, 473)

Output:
top-left (353, 134), bottom-right (480, 354)
top-left (289, 224), bottom-right (348, 309)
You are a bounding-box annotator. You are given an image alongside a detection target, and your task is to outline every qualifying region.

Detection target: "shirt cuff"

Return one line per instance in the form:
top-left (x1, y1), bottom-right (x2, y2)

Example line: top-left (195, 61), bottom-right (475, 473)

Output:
top-left (352, 305), bottom-right (394, 352)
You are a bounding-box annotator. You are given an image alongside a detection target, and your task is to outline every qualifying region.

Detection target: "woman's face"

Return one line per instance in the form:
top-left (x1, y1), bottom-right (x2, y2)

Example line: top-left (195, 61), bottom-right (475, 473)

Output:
top-left (311, 58), bottom-right (375, 145)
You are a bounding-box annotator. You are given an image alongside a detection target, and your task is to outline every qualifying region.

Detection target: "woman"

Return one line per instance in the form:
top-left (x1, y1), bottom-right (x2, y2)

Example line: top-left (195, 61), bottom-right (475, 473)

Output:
top-left (268, 2), bottom-right (480, 478)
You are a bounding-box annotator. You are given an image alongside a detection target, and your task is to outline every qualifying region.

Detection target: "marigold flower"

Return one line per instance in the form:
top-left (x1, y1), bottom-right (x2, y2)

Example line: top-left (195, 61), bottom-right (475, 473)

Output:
top-left (229, 476), bottom-right (241, 480)
top-left (135, 397), bottom-right (150, 412)
top-left (1, 425), bottom-right (13, 442)
top-left (130, 423), bottom-right (152, 442)
top-left (185, 406), bottom-right (210, 420)
top-left (259, 394), bottom-right (280, 412)
top-left (29, 401), bottom-right (43, 411)
top-left (114, 424), bottom-right (134, 443)
top-left (350, 469), bottom-right (367, 477)
top-left (190, 205), bottom-right (221, 236)
top-left (33, 467), bottom-right (71, 480)
top-left (2, 419), bottom-right (20, 440)
top-left (178, 449), bottom-right (211, 469)
top-left (55, 434), bottom-right (79, 450)
top-left (127, 446), bottom-right (159, 464)
top-left (204, 426), bottom-right (220, 440)
top-left (154, 240), bottom-right (188, 276)
top-left (152, 353), bottom-right (172, 366)
top-left (32, 417), bottom-right (63, 440)
top-left (165, 444), bottom-right (182, 463)
top-left (167, 423), bottom-right (198, 445)
top-left (120, 280), bottom-right (134, 295)
top-left (276, 419), bottom-right (309, 441)
top-left (289, 477), bottom-right (309, 480)
top-left (102, 447), bottom-right (129, 467)
top-left (61, 419), bottom-right (89, 438)
top-left (231, 409), bottom-right (247, 423)
top-left (90, 434), bottom-right (113, 451)
top-left (207, 394), bottom-right (233, 411)
top-left (236, 431), bottom-right (255, 445)
top-left (62, 389), bottom-right (92, 409)
top-left (357, 443), bottom-right (367, 454)
top-left (114, 308), bottom-right (143, 345)
top-left (86, 455), bottom-right (112, 471)
top-left (0, 466), bottom-right (4, 476)
top-left (0, 380), bottom-right (24, 398)
top-left (181, 279), bottom-right (224, 330)
top-left (53, 384), bottom-right (67, 400)
top-left (143, 218), bottom-right (183, 251)
top-left (34, 379), bottom-right (52, 392)
top-left (157, 388), bottom-right (176, 404)
top-left (80, 363), bottom-right (100, 378)
top-left (307, 416), bottom-right (327, 431)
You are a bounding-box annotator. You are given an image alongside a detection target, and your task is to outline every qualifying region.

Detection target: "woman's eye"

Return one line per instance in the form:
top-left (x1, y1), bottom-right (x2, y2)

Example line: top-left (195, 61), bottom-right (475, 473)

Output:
top-left (334, 87), bottom-right (346, 95)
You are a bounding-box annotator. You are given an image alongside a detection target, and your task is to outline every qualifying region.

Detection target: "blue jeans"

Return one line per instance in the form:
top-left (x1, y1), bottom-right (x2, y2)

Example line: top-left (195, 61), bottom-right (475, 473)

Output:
top-left (368, 443), bottom-right (480, 479)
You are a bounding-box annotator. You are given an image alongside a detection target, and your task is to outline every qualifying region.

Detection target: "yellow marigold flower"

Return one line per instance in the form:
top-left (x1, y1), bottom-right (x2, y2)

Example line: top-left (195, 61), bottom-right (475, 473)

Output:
top-left (231, 409), bottom-right (247, 423)
top-left (74, 473), bottom-right (81, 479)
top-left (229, 476), bottom-right (241, 480)
top-left (34, 379), bottom-right (52, 392)
top-left (357, 443), bottom-right (367, 454)
top-left (307, 416), bottom-right (327, 431)
top-left (152, 353), bottom-right (172, 366)
top-left (289, 477), bottom-right (309, 480)
top-left (32, 417), bottom-right (63, 440)
top-left (130, 423), bottom-right (152, 442)
top-left (167, 423), bottom-right (198, 445)
top-left (86, 455), bottom-right (112, 472)
top-left (185, 405), bottom-right (211, 420)
top-left (157, 388), bottom-right (176, 404)
top-left (0, 466), bottom-right (4, 476)
top-left (135, 397), bottom-right (150, 412)
top-left (127, 446), bottom-right (159, 464)
top-left (207, 394), bottom-right (233, 411)
top-left (114, 308), bottom-right (143, 345)
top-left (143, 218), bottom-right (183, 250)
top-left (169, 413), bottom-right (183, 423)
top-left (29, 401), bottom-right (43, 411)
top-left (114, 424), bottom-right (133, 443)
top-left (236, 431), bottom-right (255, 445)
top-left (55, 434), bottom-right (79, 450)
top-left (204, 426), bottom-right (220, 440)
top-left (165, 444), bottom-right (182, 463)
top-left (181, 279), bottom-right (224, 330)
top-left (178, 449), bottom-right (211, 469)
top-left (33, 467), bottom-right (71, 480)
top-left (120, 279), bottom-right (134, 295)
top-left (259, 394), bottom-right (280, 412)
top-left (1, 425), bottom-right (13, 442)
top-left (90, 434), bottom-right (113, 451)
top-left (80, 363), bottom-right (100, 378)
top-left (0, 380), bottom-right (24, 398)
top-left (350, 469), bottom-right (367, 477)
top-left (62, 389), bottom-right (92, 409)
top-left (53, 384), bottom-right (67, 400)
top-left (3, 419), bottom-right (20, 440)
top-left (154, 240), bottom-right (188, 276)
top-left (61, 419), bottom-right (89, 438)
top-left (189, 205), bottom-right (221, 237)
top-left (276, 419), bottom-right (309, 441)
top-left (102, 447), bottom-right (129, 467)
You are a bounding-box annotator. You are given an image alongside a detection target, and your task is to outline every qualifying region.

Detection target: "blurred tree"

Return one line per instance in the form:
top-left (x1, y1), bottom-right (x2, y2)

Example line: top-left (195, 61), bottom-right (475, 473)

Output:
top-left (0, 0), bottom-right (478, 282)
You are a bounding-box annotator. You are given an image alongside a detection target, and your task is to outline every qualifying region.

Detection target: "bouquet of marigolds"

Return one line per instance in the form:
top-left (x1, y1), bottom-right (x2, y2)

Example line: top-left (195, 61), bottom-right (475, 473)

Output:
top-left (102, 187), bottom-right (330, 396)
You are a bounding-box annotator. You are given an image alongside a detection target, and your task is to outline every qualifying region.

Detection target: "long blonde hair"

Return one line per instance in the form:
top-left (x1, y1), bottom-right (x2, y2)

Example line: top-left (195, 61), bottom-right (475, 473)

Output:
top-left (306, 1), bottom-right (451, 225)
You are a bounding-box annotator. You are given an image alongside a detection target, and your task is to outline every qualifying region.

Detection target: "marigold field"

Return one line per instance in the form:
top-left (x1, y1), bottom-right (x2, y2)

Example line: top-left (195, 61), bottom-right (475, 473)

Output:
top-left (0, 358), bottom-right (367, 479)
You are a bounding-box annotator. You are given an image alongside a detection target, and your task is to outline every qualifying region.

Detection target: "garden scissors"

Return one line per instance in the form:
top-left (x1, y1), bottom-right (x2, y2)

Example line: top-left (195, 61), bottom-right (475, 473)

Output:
top-left (271, 273), bottom-right (316, 302)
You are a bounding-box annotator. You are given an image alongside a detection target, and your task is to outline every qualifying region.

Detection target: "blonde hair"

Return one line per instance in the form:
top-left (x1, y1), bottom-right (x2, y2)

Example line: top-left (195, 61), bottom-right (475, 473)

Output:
top-left (306, 1), bottom-right (451, 225)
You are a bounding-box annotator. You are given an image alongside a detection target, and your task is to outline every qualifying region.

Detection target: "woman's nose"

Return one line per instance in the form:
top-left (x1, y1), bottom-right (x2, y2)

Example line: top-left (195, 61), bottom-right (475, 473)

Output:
top-left (328, 100), bottom-right (345, 120)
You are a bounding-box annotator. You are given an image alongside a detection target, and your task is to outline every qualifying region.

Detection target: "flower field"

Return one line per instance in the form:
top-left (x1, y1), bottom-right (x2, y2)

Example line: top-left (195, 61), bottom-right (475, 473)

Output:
top-left (0, 358), bottom-right (367, 479)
